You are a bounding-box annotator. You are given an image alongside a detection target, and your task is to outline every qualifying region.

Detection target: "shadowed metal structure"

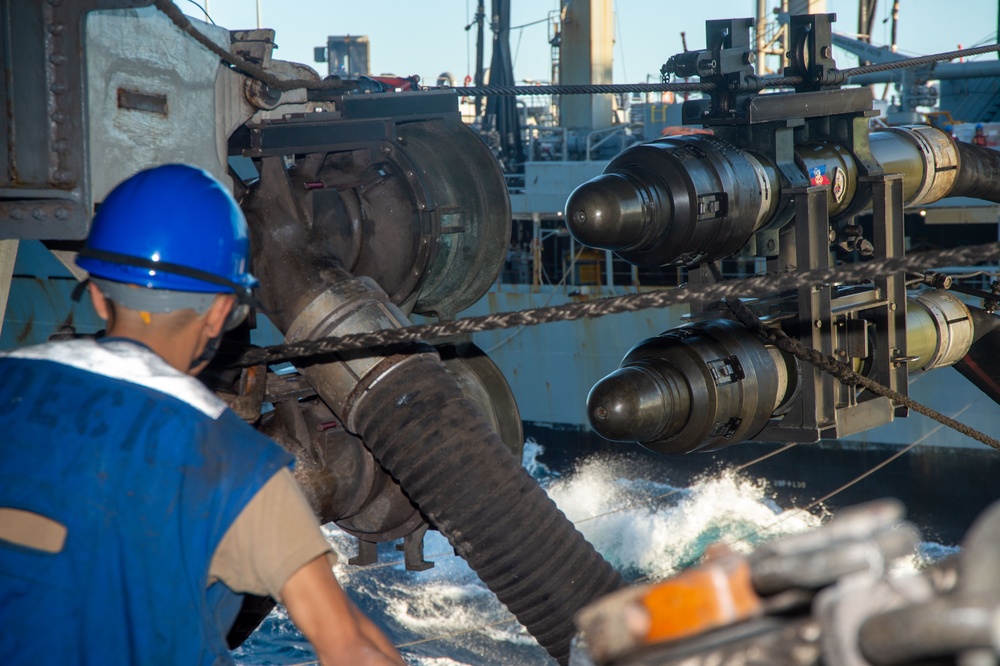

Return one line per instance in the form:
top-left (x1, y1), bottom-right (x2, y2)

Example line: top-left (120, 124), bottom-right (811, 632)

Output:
top-left (237, 141), bottom-right (623, 661)
top-left (0, 2), bottom-right (624, 663)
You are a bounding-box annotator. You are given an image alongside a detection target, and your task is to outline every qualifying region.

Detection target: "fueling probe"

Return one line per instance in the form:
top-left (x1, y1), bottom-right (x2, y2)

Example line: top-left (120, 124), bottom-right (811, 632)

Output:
top-left (584, 290), bottom-right (989, 454)
top-left (567, 14), bottom-right (1000, 454)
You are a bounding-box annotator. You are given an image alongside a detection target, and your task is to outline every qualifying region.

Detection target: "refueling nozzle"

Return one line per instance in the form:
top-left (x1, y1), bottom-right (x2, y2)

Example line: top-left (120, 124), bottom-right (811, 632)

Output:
top-left (587, 290), bottom-right (989, 453)
top-left (566, 126), bottom-right (973, 267)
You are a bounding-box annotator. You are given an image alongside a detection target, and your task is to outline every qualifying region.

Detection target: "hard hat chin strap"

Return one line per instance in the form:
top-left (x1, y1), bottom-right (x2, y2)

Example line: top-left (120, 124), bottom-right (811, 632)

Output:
top-left (189, 333), bottom-right (223, 371)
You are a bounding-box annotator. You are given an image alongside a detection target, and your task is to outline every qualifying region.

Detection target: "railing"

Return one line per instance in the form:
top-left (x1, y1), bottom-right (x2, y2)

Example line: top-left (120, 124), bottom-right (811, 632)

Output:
top-left (498, 238), bottom-right (772, 292)
top-left (585, 125), bottom-right (633, 161)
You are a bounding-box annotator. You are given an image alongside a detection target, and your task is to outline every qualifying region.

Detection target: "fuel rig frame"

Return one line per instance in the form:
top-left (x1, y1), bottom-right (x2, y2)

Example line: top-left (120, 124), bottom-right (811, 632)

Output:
top-left (567, 14), bottom-right (1000, 456)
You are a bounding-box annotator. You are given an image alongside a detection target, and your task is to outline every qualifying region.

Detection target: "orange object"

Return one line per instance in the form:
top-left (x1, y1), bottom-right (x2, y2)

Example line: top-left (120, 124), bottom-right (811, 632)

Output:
top-left (641, 551), bottom-right (762, 644)
top-left (660, 126), bottom-right (714, 137)
top-left (574, 547), bottom-right (764, 663)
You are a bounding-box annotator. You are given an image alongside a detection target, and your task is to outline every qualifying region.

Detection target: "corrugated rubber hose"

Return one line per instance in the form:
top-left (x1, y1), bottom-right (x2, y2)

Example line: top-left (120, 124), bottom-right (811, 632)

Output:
top-left (347, 350), bottom-right (624, 663)
top-left (951, 141), bottom-right (1000, 202)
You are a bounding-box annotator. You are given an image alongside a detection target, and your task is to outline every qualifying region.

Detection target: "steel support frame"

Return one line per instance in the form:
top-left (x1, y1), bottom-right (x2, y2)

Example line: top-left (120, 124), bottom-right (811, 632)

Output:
top-left (867, 173), bottom-right (909, 418)
top-left (0, 0), bottom-right (153, 240)
top-left (757, 173), bottom-right (907, 443)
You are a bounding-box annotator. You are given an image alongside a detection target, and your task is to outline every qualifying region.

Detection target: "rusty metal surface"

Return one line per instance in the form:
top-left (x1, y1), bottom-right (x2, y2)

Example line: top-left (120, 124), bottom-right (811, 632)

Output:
top-left (0, 0), bottom-right (152, 240)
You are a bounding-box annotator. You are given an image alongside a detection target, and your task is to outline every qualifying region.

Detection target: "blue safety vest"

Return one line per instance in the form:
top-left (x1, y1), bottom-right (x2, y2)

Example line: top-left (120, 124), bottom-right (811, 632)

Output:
top-left (0, 339), bottom-right (292, 664)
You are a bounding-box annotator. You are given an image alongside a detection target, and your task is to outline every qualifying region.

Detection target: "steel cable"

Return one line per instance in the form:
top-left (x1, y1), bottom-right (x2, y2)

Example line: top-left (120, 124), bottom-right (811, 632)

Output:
top-left (153, 0), bottom-right (349, 92)
top-left (449, 44), bottom-right (1000, 96)
top-left (156, 0), bottom-right (998, 97)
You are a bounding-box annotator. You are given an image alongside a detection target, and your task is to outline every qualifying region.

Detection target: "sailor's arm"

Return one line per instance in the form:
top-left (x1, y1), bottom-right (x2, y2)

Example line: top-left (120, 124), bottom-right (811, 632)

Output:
top-left (281, 555), bottom-right (405, 665)
top-left (209, 467), bottom-right (403, 665)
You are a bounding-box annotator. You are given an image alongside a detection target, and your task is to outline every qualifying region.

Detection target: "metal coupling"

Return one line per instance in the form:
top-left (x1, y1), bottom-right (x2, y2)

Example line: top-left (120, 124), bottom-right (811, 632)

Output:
top-left (905, 290), bottom-right (974, 372)
top-left (882, 125), bottom-right (959, 206)
top-left (285, 275), bottom-right (436, 432)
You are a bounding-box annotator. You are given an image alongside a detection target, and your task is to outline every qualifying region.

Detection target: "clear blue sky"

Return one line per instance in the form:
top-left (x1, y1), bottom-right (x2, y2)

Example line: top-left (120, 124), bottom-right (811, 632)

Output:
top-left (186, 1), bottom-right (998, 86)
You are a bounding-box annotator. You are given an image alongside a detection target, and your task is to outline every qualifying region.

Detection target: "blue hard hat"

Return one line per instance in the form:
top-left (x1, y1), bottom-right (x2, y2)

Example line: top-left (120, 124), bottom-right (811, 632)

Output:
top-left (76, 164), bottom-right (257, 295)
top-left (977, 123), bottom-right (984, 130)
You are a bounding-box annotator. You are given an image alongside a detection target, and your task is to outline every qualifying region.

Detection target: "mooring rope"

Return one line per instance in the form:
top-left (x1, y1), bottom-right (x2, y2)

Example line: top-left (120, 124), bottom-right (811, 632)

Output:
top-left (729, 295), bottom-right (1000, 449)
top-left (234, 244), bottom-right (1000, 366)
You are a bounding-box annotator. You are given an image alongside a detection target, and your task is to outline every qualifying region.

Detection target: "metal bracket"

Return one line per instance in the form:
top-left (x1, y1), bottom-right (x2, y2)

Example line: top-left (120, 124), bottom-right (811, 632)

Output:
top-left (755, 172), bottom-right (906, 443)
top-left (349, 538), bottom-right (378, 566)
top-left (664, 18), bottom-right (759, 121)
top-left (784, 13), bottom-right (848, 91)
top-left (397, 523), bottom-right (434, 572)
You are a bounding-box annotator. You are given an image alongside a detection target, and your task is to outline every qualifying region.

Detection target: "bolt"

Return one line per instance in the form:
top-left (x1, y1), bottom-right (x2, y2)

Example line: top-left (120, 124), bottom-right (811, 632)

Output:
top-left (51, 112), bottom-right (67, 124)
top-left (574, 210), bottom-right (587, 224)
top-left (766, 239), bottom-right (776, 251)
top-left (48, 53), bottom-right (67, 65)
top-left (380, 145), bottom-right (391, 154)
top-left (50, 83), bottom-right (66, 94)
top-left (838, 349), bottom-right (847, 356)
top-left (10, 208), bottom-right (26, 220)
top-left (48, 22), bottom-right (65, 35)
top-left (889, 302), bottom-right (897, 311)
top-left (54, 207), bottom-right (69, 220)
top-left (814, 320), bottom-right (823, 328)
top-left (594, 406), bottom-right (608, 420)
top-left (33, 208), bottom-right (47, 220)
top-left (417, 202), bottom-right (426, 210)
top-left (406, 170), bottom-right (414, 178)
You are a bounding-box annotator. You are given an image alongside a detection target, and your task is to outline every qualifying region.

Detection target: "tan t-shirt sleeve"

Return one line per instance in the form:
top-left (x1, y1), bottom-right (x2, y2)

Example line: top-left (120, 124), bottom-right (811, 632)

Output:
top-left (208, 467), bottom-right (337, 601)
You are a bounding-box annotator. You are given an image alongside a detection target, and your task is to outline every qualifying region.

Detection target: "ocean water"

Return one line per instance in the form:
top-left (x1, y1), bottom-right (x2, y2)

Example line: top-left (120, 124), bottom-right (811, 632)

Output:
top-left (234, 439), bottom-right (955, 666)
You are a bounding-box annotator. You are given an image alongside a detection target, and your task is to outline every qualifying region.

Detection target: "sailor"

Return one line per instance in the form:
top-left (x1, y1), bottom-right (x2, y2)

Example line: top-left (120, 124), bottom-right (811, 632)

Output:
top-left (973, 123), bottom-right (989, 146)
top-left (0, 164), bottom-right (404, 665)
